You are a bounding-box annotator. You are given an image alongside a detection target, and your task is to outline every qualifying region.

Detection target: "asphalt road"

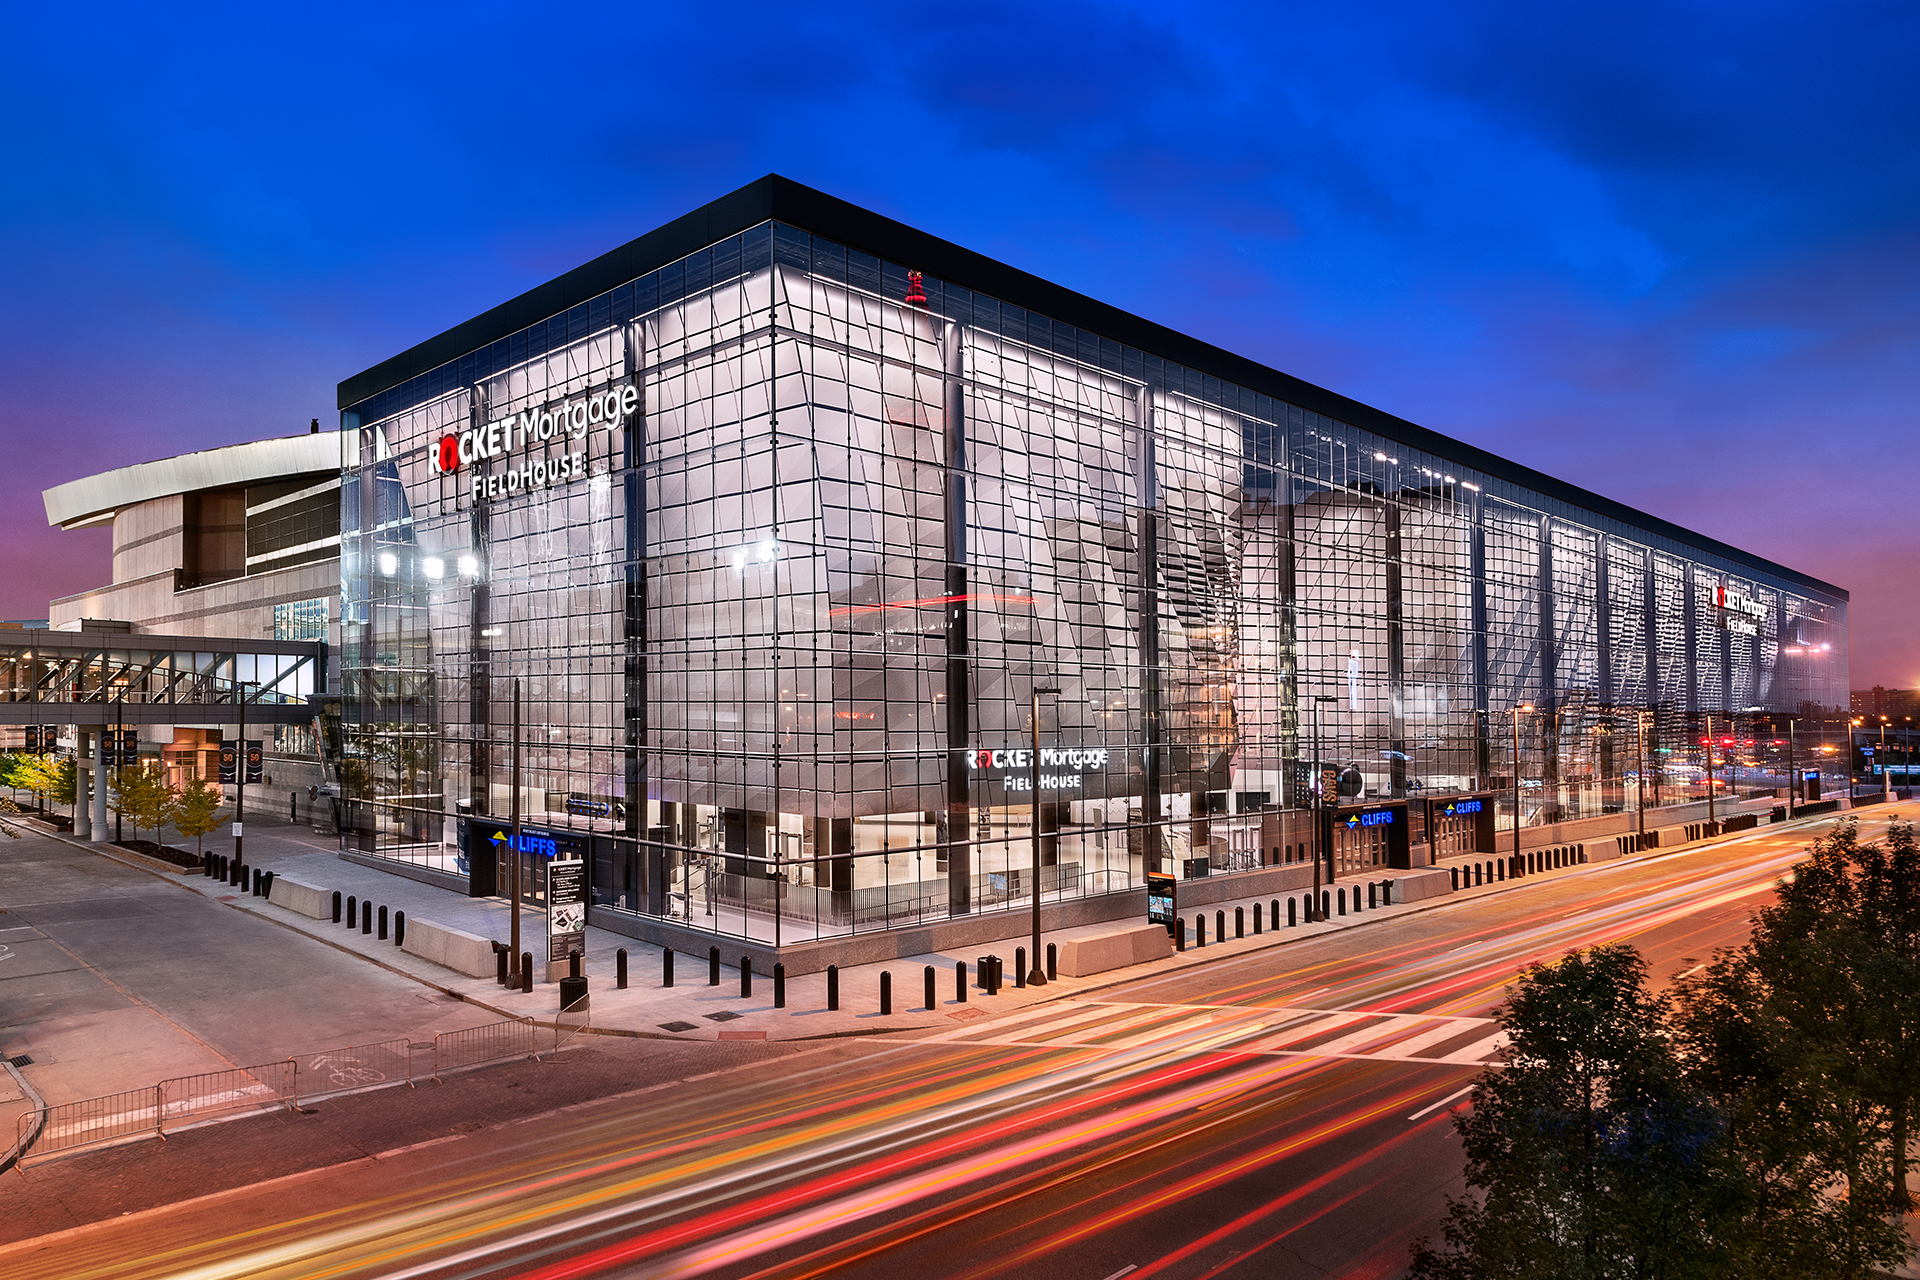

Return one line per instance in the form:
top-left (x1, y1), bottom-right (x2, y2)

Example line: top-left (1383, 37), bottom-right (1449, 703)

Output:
top-left (7, 807), bottom-right (1906, 1280)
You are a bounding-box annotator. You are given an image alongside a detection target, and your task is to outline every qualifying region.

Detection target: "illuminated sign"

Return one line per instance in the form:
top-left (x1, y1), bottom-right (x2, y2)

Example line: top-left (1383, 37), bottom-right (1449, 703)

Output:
top-left (430, 383), bottom-right (635, 504)
top-left (1345, 808), bottom-right (1395, 830)
top-left (1441, 799), bottom-right (1483, 816)
top-left (1715, 584), bottom-right (1767, 637)
top-left (1146, 871), bottom-right (1176, 930)
top-left (969, 746), bottom-right (1111, 793)
top-left (490, 828), bottom-right (559, 858)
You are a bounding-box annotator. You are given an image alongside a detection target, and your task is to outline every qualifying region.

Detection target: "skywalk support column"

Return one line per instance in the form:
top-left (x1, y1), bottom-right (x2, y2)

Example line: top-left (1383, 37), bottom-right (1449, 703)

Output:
top-left (74, 729), bottom-right (93, 841)
top-left (91, 725), bottom-right (109, 842)
top-left (943, 323), bottom-right (973, 917)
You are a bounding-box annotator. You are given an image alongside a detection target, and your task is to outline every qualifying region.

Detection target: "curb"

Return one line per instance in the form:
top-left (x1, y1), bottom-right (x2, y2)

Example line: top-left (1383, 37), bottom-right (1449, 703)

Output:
top-left (0, 1059), bottom-right (48, 1175)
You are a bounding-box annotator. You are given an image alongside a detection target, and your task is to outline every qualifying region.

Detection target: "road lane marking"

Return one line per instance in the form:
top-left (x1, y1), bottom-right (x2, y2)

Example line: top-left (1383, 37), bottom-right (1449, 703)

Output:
top-left (1408, 1083), bottom-right (1478, 1121)
top-left (1102, 1267), bottom-right (1138, 1279)
top-left (1438, 1030), bottom-right (1509, 1063)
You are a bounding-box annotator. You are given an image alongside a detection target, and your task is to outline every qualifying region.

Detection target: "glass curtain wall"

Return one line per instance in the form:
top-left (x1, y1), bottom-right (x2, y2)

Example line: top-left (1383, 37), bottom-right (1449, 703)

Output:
top-left (338, 221), bottom-right (1850, 941)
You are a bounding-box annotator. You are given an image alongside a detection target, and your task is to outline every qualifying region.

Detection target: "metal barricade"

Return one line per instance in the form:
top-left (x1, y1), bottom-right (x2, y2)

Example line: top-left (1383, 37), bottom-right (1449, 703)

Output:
top-left (22, 1059), bottom-right (296, 1162)
top-left (23, 1085), bottom-right (162, 1160)
top-left (159, 1060), bottom-right (297, 1130)
top-left (432, 1019), bottom-right (536, 1080)
top-left (297, 1038), bottom-right (416, 1101)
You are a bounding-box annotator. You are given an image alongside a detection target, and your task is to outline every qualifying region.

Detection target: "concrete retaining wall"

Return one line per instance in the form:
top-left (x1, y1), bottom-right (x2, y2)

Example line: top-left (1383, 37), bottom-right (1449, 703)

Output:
top-left (401, 918), bottom-right (496, 978)
top-left (1056, 924), bottom-right (1173, 978)
top-left (267, 874), bottom-right (332, 920)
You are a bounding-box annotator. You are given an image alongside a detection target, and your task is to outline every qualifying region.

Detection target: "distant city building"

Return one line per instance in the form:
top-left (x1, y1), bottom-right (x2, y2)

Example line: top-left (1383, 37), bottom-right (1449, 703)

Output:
top-left (1851, 686), bottom-right (1917, 719)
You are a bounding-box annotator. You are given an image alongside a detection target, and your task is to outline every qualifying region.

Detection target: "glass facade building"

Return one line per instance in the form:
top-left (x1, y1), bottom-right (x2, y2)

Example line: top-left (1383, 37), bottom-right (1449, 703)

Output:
top-left (336, 177), bottom-right (1847, 951)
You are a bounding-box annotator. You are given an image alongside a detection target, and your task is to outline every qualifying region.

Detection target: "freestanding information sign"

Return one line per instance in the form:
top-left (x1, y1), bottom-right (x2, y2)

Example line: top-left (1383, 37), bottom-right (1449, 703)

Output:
top-left (1146, 870), bottom-right (1177, 936)
top-left (547, 857), bottom-right (587, 980)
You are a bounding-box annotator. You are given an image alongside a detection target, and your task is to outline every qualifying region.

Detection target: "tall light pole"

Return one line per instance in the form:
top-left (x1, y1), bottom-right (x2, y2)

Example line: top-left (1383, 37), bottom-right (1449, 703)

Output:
top-left (1310, 694), bottom-right (1338, 919)
top-left (1511, 704), bottom-right (1534, 871)
top-left (1027, 686), bottom-right (1061, 986)
top-left (1879, 715), bottom-right (1891, 798)
top-left (1703, 712), bottom-right (1717, 827)
top-left (1634, 709), bottom-right (1650, 843)
top-left (1849, 716), bottom-right (1862, 801)
top-left (509, 679), bottom-right (522, 985)
top-left (1785, 717), bottom-right (1798, 817)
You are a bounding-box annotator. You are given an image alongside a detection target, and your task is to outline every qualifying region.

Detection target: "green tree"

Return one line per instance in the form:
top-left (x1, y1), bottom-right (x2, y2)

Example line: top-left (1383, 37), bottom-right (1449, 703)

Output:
top-left (1410, 944), bottom-right (1734, 1280)
top-left (170, 773), bottom-right (228, 858)
top-left (1673, 819), bottom-right (1918, 1278)
top-left (109, 766), bottom-right (175, 846)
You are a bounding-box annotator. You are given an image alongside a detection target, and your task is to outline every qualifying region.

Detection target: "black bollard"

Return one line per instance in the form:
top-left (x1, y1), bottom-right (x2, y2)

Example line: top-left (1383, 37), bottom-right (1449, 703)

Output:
top-left (976, 956), bottom-right (991, 991)
top-left (827, 964), bottom-right (840, 1011)
top-left (663, 947), bottom-right (674, 987)
top-left (880, 971), bottom-right (892, 1016)
top-left (1381, 881), bottom-right (1391, 907)
top-left (924, 965), bottom-right (936, 1010)
top-left (616, 948), bottom-right (628, 990)
top-left (741, 956), bottom-right (753, 999)
top-left (1271, 899), bottom-right (1280, 928)
top-left (1216, 910), bottom-right (1226, 942)
top-left (1176, 919), bottom-right (1187, 951)
top-left (1046, 943), bottom-right (1056, 982)
top-left (394, 907), bottom-right (407, 944)
top-left (1451, 866), bottom-right (1459, 890)
top-left (361, 900), bottom-right (372, 934)
top-left (496, 944), bottom-right (509, 985)
top-left (1338, 887), bottom-right (1347, 916)
top-left (378, 904), bottom-right (388, 940)
top-left (290, 791), bottom-right (296, 822)
top-left (521, 952), bottom-right (533, 994)
top-left (1288, 896), bottom-right (1297, 927)
top-left (956, 961), bottom-right (968, 1003)
top-left (332, 890), bottom-right (342, 923)
top-left (346, 894), bottom-right (357, 927)
top-left (709, 946), bottom-right (720, 987)
top-left (1235, 906), bottom-right (1244, 938)
top-left (774, 962), bottom-right (786, 1009)
top-left (1014, 947), bottom-right (1026, 989)
top-left (262, 870), bottom-right (274, 898)
top-left (1320, 890), bottom-right (1330, 918)
top-left (1195, 914), bottom-right (1206, 947)
top-left (990, 956), bottom-right (1003, 995)
top-left (1368, 882), bottom-right (1377, 910)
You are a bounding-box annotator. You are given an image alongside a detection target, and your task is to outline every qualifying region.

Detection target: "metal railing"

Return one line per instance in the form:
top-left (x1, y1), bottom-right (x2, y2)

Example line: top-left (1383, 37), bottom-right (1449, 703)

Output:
top-left (431, 1019), bottom-right (537, 1080)
top-left (17, 1018), bottom-right (549, 1164)
top-left (24, 1059), bottom-right (297, 1161)
top-left (299, 1038), bottom-right (416, 1100)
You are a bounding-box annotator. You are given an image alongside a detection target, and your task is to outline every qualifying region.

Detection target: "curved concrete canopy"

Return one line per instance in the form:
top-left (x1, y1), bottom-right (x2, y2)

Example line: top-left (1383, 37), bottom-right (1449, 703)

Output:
top-left (42, 433), bottom-right (345, 530)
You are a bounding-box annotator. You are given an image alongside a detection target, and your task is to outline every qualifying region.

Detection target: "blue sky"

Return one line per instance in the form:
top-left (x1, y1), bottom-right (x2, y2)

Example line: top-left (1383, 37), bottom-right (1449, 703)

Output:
top-left (3, 1), bottom-right (1915, 684)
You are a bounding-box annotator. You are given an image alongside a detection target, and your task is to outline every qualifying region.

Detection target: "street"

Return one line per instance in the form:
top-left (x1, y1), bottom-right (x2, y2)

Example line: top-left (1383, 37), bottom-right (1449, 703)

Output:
top-left (5, 808), bottom-right (1902, 1280)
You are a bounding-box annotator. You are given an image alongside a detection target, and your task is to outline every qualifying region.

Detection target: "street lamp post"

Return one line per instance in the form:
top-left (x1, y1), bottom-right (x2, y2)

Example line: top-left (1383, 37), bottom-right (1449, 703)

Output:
top-left (1511, 704), bottom-right (1534, 872)
top-left (1310, 694), bottom-right (1338, 920)
top-left (1704, 713), bottom-right (1716, 828)
top-left (1849, 717), bottom-right (1862, 801)
top-left (1785, 718), bottom-right (1797, 818)
top-left (1879, 716), bottom-right (1891, 799)
top-left (1635, 709), bottom-right (1650, 844)
top-left (1027, 685), bottom-right (1060, 986)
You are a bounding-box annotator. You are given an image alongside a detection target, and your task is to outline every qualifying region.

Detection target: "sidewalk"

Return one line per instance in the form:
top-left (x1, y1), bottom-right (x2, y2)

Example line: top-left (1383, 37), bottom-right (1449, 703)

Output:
top-left (37, 799), bottom-right (1883, 1049)
top-left (8, 800), bottom-right (1894, 1064)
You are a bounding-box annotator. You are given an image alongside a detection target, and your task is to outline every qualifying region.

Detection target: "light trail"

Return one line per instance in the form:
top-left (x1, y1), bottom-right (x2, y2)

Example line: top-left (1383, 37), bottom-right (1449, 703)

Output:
top-left (13, 808), bottom-right (1901, 1280)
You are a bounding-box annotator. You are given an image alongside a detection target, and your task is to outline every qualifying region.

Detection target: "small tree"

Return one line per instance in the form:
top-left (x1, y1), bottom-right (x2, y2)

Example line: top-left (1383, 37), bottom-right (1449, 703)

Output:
top-left (171, 773), bottom-right (229, 858)
top-left (109, 766), bottom-right (169, 845)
